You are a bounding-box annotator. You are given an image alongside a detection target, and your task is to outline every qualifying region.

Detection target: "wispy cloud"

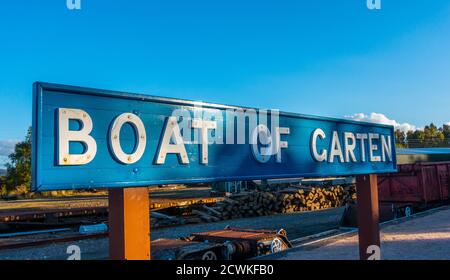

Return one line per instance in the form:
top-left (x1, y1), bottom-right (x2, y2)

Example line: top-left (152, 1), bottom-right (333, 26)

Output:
top-left (0, 140), bottom-right (17, 157)
top-left (345, 113), bottom-right (418, 133)
top-left (0, 156), bottom-right (8, 169)
top-left (0, 140), bottom-right (18, 169)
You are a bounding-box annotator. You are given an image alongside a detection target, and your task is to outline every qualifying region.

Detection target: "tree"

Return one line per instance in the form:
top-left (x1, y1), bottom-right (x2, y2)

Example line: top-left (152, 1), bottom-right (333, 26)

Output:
top-left (4, 127), bottom-right (32, 192)
top-left (422, 123), bottom-right (441, 147)
top-left (443, 124), bottom-right (450, 139)
top-left (404, 123), bottom-right (450, 148)
top-left (395, 129), bottom-right (407, 148)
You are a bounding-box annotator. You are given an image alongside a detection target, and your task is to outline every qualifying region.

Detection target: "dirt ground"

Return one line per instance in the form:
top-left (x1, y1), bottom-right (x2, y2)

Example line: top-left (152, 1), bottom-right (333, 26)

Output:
top-left (277, 206), bottom-right (450, 260)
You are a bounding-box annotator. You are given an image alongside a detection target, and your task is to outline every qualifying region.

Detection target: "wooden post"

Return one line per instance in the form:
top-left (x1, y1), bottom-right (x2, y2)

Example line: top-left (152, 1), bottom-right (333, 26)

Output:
top-left (356, 174), bottom-right (381, 260)
top-left (108, 187), bottom-right (150, 260)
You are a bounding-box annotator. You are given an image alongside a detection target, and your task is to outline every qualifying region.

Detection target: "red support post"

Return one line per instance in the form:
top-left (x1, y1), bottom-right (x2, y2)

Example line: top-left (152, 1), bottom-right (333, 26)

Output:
top-left (108, 187), bottom-right (150, 260)
top-left (356, 174), bottom-right (381, 260)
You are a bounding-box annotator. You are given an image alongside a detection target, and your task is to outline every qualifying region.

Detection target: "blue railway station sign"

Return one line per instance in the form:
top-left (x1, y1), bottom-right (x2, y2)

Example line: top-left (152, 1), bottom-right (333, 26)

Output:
top-left (32, 82), bottom-right (397, 191)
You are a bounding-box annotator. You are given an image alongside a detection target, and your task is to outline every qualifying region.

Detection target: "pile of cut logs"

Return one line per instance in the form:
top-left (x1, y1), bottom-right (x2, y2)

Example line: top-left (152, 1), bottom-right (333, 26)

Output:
top-left (217, 185), bottom-right (356, 219)
top-left (150, 185), bottom-right (356, 227)
top-left (217, 192), bottom-right (279, 220)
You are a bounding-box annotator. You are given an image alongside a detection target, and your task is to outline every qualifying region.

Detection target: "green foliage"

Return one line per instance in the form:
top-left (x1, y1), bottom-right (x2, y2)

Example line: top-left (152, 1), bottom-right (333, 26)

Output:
top-left (0, 177), bottom-right (7, 196)
top-left (4, 127), bottom-right (32, 192)
top-left (395, 123), bottom-right (450, 148)
top-left (442, 124), bottom-right (450, 139)
top-left (395, 130), bottom-right (407, 148)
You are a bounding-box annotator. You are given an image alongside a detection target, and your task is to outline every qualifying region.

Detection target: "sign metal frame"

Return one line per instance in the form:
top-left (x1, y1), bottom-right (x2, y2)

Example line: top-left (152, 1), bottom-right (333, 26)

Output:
top-left (32, 82), bottom-right (397, 192)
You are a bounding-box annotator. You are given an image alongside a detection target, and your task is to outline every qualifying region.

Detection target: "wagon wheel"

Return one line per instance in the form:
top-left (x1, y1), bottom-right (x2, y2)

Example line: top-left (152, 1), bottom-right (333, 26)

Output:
top-left (270, 237), bottom-right (287, 253)
top-left (201, 251), bottom-right (217, 260)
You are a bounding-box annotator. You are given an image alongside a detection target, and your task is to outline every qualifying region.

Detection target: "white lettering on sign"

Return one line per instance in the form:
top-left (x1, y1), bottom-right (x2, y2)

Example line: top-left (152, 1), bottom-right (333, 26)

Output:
top-left (344, 132), bottom-right (357, 163)
top-left (369, 133), bottom-right (381, 162)
top-left (56, 108), bottom-right (393, 167)
top-left (250, 125), bottom-right (290, 164)
top-left (156, 116), bottom-right (189, 165)
top-left (191, 119), bottom-right (217, 165)
top-left (58, 108), bottom-right (97, 165)
top-left (381, 135), bottom-right (392, 162)
top-left (310, 129), bottom-right (393, 164)
top-left (275, 127), bottom-right (290, 163)
top-left (356, 133), bottom-right (368, 162)
top-left (311, 128), bottom-right (327, 162)
top-left (251, 124), bottom-right (273, 163)
top-left (109, 113), bottom-right (147, 164)
top-left (329, 131), bottom-right (345, 163)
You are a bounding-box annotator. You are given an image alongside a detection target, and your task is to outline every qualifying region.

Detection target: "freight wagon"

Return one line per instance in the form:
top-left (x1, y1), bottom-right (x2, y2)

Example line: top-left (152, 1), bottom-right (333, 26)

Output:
top-left (341, 149), bottom-right (450, 224)
top-left (377, 148), bottom-right (450, 217)
top-left (378, 162), bottom-right (450, 205)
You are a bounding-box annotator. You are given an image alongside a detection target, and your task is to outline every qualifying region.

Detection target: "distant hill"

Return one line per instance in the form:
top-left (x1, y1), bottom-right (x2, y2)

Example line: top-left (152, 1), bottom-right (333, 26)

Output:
top-left (0, 169), bottom-right (6, 176)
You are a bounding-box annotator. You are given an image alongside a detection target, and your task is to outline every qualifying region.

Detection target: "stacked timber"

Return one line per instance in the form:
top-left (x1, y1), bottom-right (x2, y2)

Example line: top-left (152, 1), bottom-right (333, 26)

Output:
top-left (150, 185), bottom-right (357, 227)
top-left (217, 185), bottom-right (356, 219)
top-left (218, 192), bottom-right (279, 220)
top-left (276, 185), bottom-right (355, 213)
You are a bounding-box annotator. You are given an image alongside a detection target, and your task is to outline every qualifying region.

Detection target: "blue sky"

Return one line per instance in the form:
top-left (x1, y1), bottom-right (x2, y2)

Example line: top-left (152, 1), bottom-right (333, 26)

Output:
top-left (1, 0), bottom-right (450, 166)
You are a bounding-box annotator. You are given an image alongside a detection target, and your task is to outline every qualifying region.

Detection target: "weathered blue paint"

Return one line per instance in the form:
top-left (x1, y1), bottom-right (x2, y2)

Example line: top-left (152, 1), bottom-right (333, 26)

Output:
top-left (32, 82), bottom-right (397, 191)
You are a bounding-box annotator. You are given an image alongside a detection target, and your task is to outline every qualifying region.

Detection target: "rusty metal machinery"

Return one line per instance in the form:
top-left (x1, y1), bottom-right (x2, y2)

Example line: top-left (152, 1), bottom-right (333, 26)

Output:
top-left (151, 227), bottom-right (292, 260)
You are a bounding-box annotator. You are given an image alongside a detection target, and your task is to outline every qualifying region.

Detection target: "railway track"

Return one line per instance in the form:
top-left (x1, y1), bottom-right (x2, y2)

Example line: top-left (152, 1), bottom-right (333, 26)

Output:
top-left (0, 207), bottom-right (346, 259)
top-left (0, 229), bottom-right (108, 250)
top-left (0, 186), bottom-right (221, 223)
